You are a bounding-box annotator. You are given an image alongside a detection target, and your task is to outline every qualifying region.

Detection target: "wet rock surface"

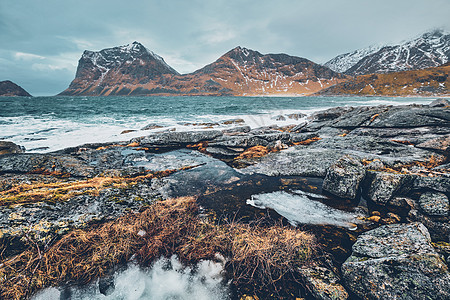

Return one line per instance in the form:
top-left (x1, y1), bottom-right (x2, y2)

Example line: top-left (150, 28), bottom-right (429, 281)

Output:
top-left (0, 141), bottom-right (24, 155)
top-left (0, 103), bottom-right (449, 299)
top-left (342, 223), bottom-right (450, 300)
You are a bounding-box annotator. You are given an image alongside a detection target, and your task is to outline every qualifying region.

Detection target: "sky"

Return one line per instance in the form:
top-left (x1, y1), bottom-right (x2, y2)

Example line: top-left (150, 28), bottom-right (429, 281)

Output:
top-left (1, 0), bottom-right (449, 96)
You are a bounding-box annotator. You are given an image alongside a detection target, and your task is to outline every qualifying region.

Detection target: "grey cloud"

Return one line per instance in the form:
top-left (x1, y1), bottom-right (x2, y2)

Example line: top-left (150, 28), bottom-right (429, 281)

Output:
top-left (1, 0), bottom-right (449, 95)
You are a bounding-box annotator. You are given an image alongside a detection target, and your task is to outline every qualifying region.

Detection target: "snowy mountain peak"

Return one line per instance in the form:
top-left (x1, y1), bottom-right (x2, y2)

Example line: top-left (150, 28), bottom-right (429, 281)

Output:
top-left (325, 29), bottom-right (450, 75)
top-left (79, 42), bottom-right (179, 76)
top-left (324, 44), bottom-right (384, 73)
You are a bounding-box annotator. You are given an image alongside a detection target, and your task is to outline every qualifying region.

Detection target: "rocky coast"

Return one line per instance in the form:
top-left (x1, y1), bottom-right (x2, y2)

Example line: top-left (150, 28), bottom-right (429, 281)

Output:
top-left (0, 99), bottom-right (449, 299)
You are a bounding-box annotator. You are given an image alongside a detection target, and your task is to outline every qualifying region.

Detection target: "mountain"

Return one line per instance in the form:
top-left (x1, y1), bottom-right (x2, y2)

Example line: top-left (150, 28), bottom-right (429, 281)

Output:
top-left (60, 42), bottom-right (179, 96)
top-left (0, 80), bottom-right (32, 97)
top-left (324, 44), bottom-right (383, 73)
top-left (60, 44), bottom-right (346, 96)
top-left (324, 29), bottom-right (450, 75)
top-left (317, 62), bottom-right (450, 96)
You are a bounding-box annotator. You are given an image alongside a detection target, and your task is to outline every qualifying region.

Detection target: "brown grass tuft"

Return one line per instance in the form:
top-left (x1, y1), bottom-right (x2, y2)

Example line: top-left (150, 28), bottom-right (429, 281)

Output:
top-left (0, 197), bottom-right (316, 300)
top-left (293, 137), bottom-right (321, 146)
top-left (0, 167), bottom-right (195, 207)
top-left (235, 146), bottom-right (270, 160)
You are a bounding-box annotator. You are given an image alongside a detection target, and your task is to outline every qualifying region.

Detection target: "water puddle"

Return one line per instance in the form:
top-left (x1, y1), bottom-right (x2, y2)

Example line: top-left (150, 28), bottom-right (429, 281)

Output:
top-left (247, 191), bottom-right (361, 229)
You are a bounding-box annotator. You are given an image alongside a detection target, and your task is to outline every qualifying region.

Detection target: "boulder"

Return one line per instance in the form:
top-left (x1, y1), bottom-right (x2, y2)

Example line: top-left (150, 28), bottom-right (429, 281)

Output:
top-left (0, 141), bottom-right (24, 155)
top-left (363, 171), bottom-right (411, 205)
top-left (222, 126), bottom-right (251, 135)
top-left (342, 223), bottom-right (450, 300)
top-left (429, 98), bottom-right (450, 107)
top-left (133, 130), bottom-right (223, 147)
top-left (413, 175), bottom-right (450, 193)
top-left (0, 154), bottom-right (96, 177)
top-left (416, 135), bottom-right (450, 153)
top-left (419, 191), bottom-right (449, 216)
top-left (368, 107), bottom-right (450, 128)
top-left (299, 266), bottom-right (348, 300)
top-left (408, 209), bottom-right (450, 242)
top-left (322, 155), bottom-right (366, 199)
top-left (387, 196), bottom-right (417, 211)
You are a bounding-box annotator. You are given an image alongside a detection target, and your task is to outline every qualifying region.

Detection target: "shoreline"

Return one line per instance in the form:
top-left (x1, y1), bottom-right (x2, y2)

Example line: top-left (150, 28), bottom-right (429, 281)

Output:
top-left (0, 100), bottom-right (449, 299)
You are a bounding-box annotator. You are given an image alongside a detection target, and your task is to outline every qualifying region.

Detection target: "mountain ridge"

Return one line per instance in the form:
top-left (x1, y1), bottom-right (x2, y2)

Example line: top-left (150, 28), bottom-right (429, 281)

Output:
top-left (60, 44), bottom-right (346, 96)
top-left (317, 62), bottom-right (450, 96)
top-left (325, 29), bottom-right (450, 75)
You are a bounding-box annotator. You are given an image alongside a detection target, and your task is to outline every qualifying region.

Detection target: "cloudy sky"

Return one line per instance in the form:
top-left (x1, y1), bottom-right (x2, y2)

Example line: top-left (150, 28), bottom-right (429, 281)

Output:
top-left (1, 0), bottom-right (449, 96)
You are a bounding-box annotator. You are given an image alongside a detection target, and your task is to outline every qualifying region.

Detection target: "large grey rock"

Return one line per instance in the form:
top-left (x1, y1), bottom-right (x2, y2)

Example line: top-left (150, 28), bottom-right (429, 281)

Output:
top-left (209, 132), bottom-right (291, 148)
top-left (419, 191), bottom-right (449, 216)
top-left (0, 141), bottom-right (24, 155)
top-left (416, 135), bottom-right (450, 154)
top-left (322, 155), bottom-right (366, 199)
top-left (413, 175), bottom-right (450, 193)
top-left (133, 130), bottom-right (223, 147)
top-left (299, 266), bottom-right (349, 300)
top-left (429, 98), bottom-right (450, 107)
top-left (0, 153), bottom-right (96, 177)
top-left (342, 223), bottom-right (450, 300)
top-left (368, 106), bottom-right (450, 128)
top-left (239, 148), bottom-right (345, 177)
top-left (0, 180), bottom-right (161, 257)
top-left (408, 209), bottom-right (450, 242)
top-left (363, 171), bottom-right (411, 205)
top-left (330, 106), bottom-right (390, 129)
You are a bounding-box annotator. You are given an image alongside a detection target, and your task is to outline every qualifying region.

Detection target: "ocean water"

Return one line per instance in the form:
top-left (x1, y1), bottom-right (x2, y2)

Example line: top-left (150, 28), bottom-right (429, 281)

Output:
top-left (32, 256), bottom-right (230, 300)
top-left (0, 95), bottom-right (435, 152)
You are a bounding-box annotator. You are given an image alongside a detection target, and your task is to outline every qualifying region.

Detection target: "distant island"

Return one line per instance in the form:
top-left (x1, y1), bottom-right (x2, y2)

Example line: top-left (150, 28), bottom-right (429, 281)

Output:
top-left (60, 29), bottom-right (450, 97)
top-left (0, 80), bottom-right (32, 97)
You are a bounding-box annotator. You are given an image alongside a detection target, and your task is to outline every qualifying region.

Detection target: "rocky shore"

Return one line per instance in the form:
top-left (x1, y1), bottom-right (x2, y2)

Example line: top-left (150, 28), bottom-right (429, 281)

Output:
top-left (0, 99), bottom-right (449, 299)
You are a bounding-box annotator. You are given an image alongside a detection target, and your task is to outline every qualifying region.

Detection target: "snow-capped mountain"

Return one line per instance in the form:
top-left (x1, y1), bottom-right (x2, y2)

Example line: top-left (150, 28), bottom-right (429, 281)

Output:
top-left (61, 42), bottom-right (179, 96)
top-left (324, 29), bottom-right (450, 75)
top-left (324, 45), bottom-right (383, 73)
top-left (61, 44), bottom-right (346, 96)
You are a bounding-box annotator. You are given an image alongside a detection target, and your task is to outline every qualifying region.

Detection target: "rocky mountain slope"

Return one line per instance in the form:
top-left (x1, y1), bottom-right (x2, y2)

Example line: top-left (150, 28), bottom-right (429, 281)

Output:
top-left (324, 44), bottom-right (383, 74)
top-left (60, 44), bottom-right (346, 96)
top-left (0, 80), bottom-right (32, 97)
top-left (317, 62), bottom-right (450, 96)
top-left (60, 42), bottom-right (179, 96)
top-left (325, 29), bottom-right (450, 75)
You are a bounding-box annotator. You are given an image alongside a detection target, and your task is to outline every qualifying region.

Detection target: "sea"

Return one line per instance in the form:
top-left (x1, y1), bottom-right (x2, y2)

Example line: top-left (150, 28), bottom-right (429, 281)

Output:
top-left (0, 95), bottom-right (436, 153)
top-left (1, 95), bottom-right (438, 300)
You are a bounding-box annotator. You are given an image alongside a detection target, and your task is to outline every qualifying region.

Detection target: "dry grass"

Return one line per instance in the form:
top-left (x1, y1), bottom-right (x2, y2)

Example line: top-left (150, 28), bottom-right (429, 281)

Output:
top-left (0, 197), bottom-right (316, 300)
top-left (235, 146), bottom-right (270, 160)
top-left (0, 168), bottom-right (193, 207)
top-left (293, 137), bottom-right (322, 146)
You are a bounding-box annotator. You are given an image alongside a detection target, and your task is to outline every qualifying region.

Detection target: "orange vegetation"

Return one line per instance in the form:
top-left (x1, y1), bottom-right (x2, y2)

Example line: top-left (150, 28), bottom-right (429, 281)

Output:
top-left (319, 63), bottom-right (450, 96)
top-left (363, 155), bottom-right (445, 175)
top-left (235, 146), bottom-right (270, 160)
top-left (293, 137), bottom-right (322, 145)
top-left (186, 141), bottom-right (209, 153)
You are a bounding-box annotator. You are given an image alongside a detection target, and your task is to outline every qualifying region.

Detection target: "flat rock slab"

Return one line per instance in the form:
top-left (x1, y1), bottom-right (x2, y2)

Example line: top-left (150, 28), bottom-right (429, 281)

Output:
top-left (342, 223), bottom-right (450, 300)
top-left (239, 148), bottom-right (346, 177)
